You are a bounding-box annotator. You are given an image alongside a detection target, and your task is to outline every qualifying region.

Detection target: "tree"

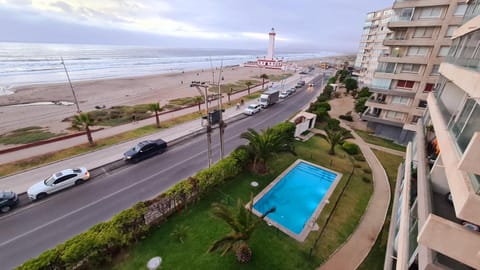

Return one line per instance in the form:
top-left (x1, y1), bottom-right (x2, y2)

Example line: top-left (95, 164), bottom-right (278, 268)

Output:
top-left (320, 127), bottom-right (353, 155)
top-left (208, 198), bottom-right (275, 263)
top-left (260, 74), bottom-right (269, 90)
top-left (72, 113), bottom-right (95, 146)
top-left (238, 128), bottom-right (294, 174)
top-left (245, 81), bottom-right (253, 95)
top-left (344, 77), bottom-right (358, 93)
top-left (194, 96), bottom-right (203, 112)
top-left (148, 102), bottom-right (163, 128)
top-left (357, 87), bottom-right (371, 98)
top-left (355, 97), bottom-right (369, 113)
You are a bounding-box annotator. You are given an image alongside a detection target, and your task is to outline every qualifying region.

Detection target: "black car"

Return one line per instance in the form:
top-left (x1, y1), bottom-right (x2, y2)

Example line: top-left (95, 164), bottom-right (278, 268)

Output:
top-left (0, 191), bottom-right (19, 213)
top-left (123, 139), bottom-right (167, 163)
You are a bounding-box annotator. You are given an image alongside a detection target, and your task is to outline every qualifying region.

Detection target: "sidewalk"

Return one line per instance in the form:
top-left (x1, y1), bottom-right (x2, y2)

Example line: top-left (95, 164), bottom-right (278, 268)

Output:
top-left (318, 126), bottom-right (391, 270)
top-left (0, 72), bottom-right (316, 194)
top-left (0, 72), bottom-right (305, 164)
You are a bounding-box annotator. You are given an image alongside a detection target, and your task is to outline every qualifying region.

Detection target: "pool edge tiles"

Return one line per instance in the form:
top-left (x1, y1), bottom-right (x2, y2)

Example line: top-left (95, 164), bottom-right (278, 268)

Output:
top-left (249, 159), bottom-right (342, 242)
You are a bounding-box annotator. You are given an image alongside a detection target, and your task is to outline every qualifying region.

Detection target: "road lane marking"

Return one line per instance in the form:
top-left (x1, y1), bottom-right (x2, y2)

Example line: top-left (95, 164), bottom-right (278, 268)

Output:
top-left (0, 148), bottom-right (207, 247)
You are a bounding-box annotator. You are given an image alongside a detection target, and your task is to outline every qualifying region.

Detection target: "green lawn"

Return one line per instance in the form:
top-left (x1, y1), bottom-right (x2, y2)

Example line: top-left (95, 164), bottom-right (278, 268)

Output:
top-left (358, 150), bottom-right (404, 270)
top-left (0, 126), bottom-right (63, 144)
top-left (354, 129), bottom-right (406, 152)
top-left (109, 136), bottom-right (373, 270)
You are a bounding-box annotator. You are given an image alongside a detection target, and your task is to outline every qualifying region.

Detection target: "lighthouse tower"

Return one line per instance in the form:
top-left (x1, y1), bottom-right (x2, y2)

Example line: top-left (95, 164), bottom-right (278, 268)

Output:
top-left (267, 27), bottom-right (275, 59)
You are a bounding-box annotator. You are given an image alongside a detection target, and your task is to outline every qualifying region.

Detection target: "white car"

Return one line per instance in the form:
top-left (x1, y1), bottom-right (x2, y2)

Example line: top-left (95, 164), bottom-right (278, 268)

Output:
top-left (279, 91), bottom-right (289, 99)
top-left (243, 103), bottom-right (262, 115)
top-left (27, 168), bottom-right (90, 200)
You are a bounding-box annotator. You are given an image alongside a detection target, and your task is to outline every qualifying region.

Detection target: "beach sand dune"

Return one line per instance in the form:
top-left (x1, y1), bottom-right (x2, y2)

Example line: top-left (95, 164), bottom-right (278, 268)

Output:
top-left (0, 66), bottom-right (286, 134)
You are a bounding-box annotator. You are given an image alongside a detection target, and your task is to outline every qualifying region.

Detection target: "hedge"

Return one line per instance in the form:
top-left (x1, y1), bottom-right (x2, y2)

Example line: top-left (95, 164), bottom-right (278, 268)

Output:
top-left (17, 122), bottom-right (293, 270)
top-left (342, 142), bottom-right (360, 155)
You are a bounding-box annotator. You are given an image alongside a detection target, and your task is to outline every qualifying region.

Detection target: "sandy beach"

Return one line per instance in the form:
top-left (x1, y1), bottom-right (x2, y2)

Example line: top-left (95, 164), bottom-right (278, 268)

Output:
top-left (0, 61), bottom-right (312, 135)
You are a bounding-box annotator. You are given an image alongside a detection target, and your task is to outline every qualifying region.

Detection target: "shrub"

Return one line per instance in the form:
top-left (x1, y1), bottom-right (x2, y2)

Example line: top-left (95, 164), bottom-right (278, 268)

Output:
top-left (339, 115), bottom-right (353, 121)
top-left (333, 92), bottom-right (341, 98)
top-left (344, 77), bottom-right (358, 92)
top-left (357, 87), bottom-right (371, 98)
top-left (362, 176), bottom-right (371, 183)
top-left (363, 168), bottom-right (372, 174)
top-left (270, 122), bottom-right (296, 142)
top-left (316, 95), bottom-right (329, 103)
top-left (354, 154), bottom-right (366, 161)
top-left (342, 142), bottom-right (360, 155)
top-left (327, 118), bottom-right (340, 130)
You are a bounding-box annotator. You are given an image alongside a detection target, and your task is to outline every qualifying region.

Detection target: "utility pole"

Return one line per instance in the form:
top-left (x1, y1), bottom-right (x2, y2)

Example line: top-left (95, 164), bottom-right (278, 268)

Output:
top-left (216, 61), bottom-right (225, 160)
top-left (190, 81), bottom-right (213, 167)
top-left (60, 57), bottom-right (81, 113)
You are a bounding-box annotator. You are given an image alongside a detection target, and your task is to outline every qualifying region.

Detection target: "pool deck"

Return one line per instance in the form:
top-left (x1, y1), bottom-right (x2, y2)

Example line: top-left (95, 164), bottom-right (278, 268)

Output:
top-left (316, 126), bottom-right (391, 270)
top-left (249, 159), bottom-right (342, 242)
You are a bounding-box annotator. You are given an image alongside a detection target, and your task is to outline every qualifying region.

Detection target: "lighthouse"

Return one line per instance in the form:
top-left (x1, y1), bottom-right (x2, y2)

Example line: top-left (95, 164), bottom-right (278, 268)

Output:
top-left (243, 27), bottom-right (283, 70)
top-left (267, 28), bottom-right (275, 59)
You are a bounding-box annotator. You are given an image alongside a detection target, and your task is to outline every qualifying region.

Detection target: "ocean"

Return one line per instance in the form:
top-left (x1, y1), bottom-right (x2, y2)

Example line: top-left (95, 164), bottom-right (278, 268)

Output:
top-left (0, 42), bottom-right (333, 95)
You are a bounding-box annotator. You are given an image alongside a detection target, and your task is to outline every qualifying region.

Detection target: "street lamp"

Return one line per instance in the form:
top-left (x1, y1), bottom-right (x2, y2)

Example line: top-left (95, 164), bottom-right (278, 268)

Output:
top-left (60, 57), bottom-right (81, 113)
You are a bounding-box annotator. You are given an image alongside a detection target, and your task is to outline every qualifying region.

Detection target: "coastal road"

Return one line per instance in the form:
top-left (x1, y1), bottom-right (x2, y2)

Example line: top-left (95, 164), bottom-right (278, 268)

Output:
top-left (0, 74), bottom-right (327, 269)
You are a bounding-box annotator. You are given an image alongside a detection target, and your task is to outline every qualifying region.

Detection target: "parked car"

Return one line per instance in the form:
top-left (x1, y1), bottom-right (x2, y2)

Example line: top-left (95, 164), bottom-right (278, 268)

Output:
top-left (124, 139), bottom-right (168, 163)
top-left (0, 191), bottom-right (19, 213)
top-left (279, 91), bottom-right (289, 99)
top-left (244, 103), bottom-right (262, 115)
top-left (27, 168), bottom-right (90, 201)
top-left (286, 88), bottom-right (296, 95)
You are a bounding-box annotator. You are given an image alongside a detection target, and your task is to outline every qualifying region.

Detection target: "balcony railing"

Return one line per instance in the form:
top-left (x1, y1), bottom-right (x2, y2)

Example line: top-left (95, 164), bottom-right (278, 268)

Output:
top-left (445, 56), bottom-right (480, 72)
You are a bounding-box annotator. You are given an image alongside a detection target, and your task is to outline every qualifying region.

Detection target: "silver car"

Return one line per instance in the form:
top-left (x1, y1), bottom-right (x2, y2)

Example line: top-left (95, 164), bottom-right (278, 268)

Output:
top-left (244, 103), bottom-right (262, 115)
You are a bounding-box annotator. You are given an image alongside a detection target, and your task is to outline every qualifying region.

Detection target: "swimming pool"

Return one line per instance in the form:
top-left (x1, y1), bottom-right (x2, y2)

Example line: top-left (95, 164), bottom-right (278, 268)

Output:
top-left (252, 160), bottom-right (342, 241)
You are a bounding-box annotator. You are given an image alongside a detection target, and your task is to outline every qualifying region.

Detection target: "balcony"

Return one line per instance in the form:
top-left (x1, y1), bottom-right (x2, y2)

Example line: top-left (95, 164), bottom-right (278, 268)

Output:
top-left (427, 93), bottom-right (480, 225)
top-left (361, 109), bottom-right (405, 127)
top-left (379, 55), bottom-right (428, 65)
top-left (393, 0), bottom-right (452, 9)
top-left (418, 215), bottom-right (480, 269)
top-left (369, 87), bottom-right (417, 97)
top-left (439, 62), bottom-right (480, 100)
top-left (366, 99), bottom-right (412, 113)
top-left (384, 38), bottom-right (435, 47)
top-left (388, 18), bottom-right (443, 29)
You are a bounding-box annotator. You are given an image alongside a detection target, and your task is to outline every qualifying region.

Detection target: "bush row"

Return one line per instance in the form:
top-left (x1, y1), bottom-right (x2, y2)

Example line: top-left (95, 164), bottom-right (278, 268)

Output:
top-left (18, 122), bottom-right (293, 270)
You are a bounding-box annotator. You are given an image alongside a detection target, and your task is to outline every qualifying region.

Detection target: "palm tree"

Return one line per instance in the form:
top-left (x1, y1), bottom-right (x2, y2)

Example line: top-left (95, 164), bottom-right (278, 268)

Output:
top-left (194, 96), bottom-right (203, 112)
top-left (72, 113), bottom-right (95, 146)
top-left (321, 127), bottom-right (353, 155)
top-left (148, 102), bottom-right (163, 128)
top-left (238, 128), bottom-right (294, 174)
top-left (259, 74), bottom-right (269, 90)
top-left (208, 198), bottom-right (275, 263)
top-left (245, 81), bottom-right (253, 95)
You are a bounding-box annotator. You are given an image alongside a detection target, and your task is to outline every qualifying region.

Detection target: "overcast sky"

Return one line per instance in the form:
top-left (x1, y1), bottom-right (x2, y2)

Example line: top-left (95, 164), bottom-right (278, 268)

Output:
top-left (0, 0), bottom-right (394, 53)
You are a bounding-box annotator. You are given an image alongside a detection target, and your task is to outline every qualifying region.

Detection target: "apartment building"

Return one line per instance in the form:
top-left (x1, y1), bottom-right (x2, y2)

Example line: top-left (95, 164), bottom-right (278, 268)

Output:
top-left (354, 8), bottom-right (393, 85)
top-left (384, 1), bottom-right (480, 269)
top-left (362, 0), bottom-right (468, 144)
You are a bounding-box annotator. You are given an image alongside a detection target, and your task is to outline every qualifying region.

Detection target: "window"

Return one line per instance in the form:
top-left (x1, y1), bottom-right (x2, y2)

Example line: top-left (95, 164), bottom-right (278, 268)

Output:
top-left (424, 83), bottom-right (435, 92)
top-left (438, 46), bottom-right (450, 57)
top-left (401, 64), bottom-right (421, 73)
top-left (431, 65), bottom-right (440, 75)
top-left (418, 100), bottom-right (428, 108)
top-left (392, 96), bottom-right (411, 105)
top-left (445, 26), bottom-right (458, 37)
top-left (419, 7), bottom-right (443, 18)
top-left (386, 111), bottom-right (406, 120)
top-left (413, 27), bottom-right (434, 38)
top-left (397, 80), bottom-right (415, 89)
top-left (412, 115), bottom-right (421, 123)
top-left (454, 4), bottom-right (467, 16)
top-left (407, 47), bottom-right (428, 56)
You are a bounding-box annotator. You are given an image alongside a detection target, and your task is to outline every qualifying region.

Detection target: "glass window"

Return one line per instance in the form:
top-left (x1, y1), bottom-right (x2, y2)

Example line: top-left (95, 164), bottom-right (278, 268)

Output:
top-left (418, 100), bottom-right (427, 108)
top-left (424, 83), bottom-right (435, 92)
top-left (454, 102), bottom-right (480, 152)
top-left (454, 4), bottom-right (468, 16)
top-left (451, 99), bottom-right (476, 139)
top-left (413, 27), bottom-right (434, 38)
top-left (386, 111), bottom-right (405, 120)
top-left (392, 96), bottom-right (411, 105)
top-left (438, 46), bottom-right (450, 57)
top-left (431, 65), bottom-right (440, 75)
top-left (397, 80), bottom-right (415, 89)
top-left (445, 26), bottom-right (458, 37)
top-left (419, 7), bottom-right (443, 18)
top-left (401, 64), bottom-right (421, 73)
top-left (407, 47), bottom-right (428, 56)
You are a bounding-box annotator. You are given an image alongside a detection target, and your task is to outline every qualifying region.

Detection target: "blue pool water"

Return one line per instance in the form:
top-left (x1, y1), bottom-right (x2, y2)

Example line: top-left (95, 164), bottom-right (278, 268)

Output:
top-left (253, 161), bottom-right (338, 235)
